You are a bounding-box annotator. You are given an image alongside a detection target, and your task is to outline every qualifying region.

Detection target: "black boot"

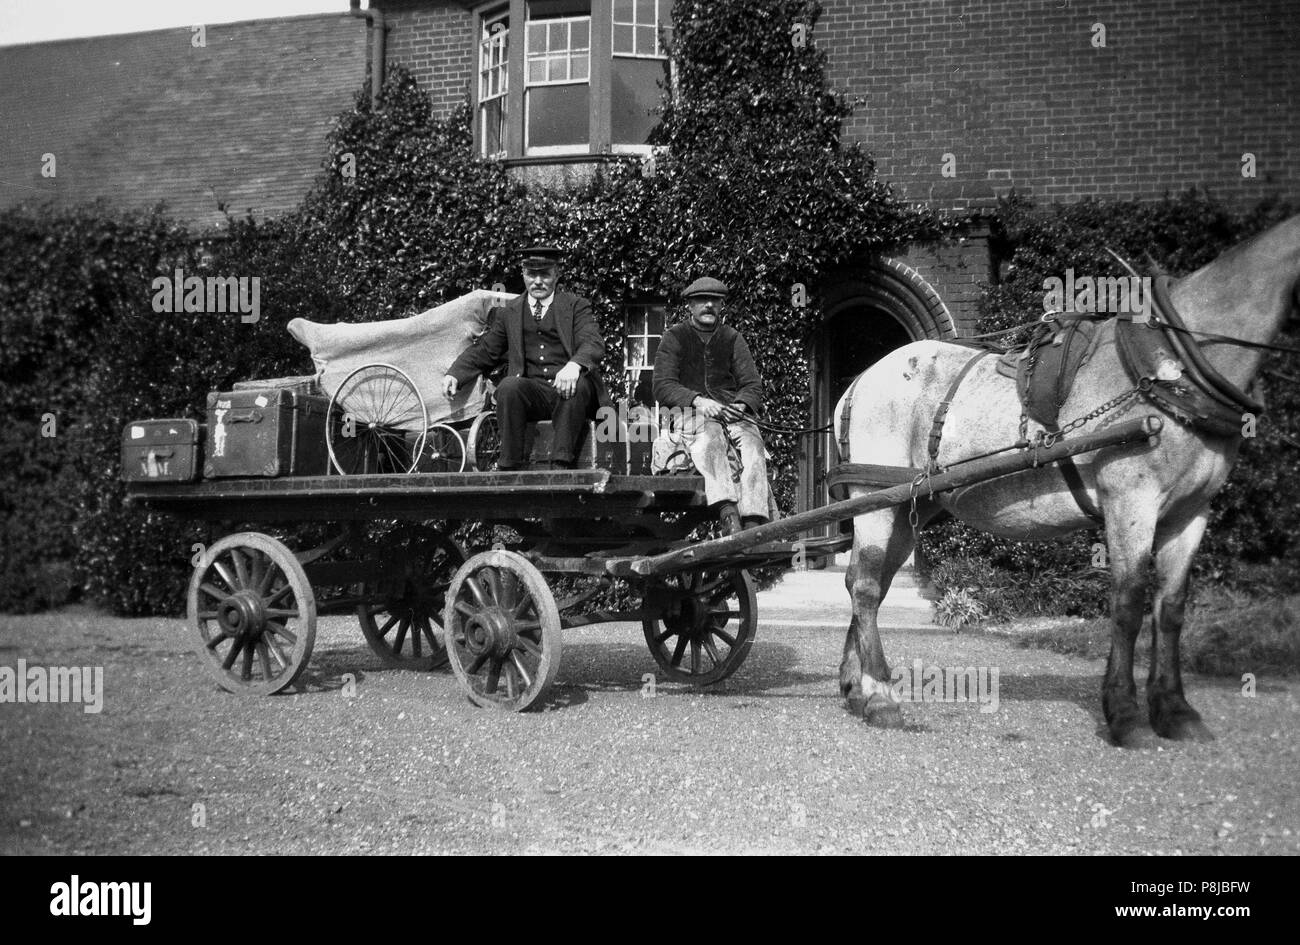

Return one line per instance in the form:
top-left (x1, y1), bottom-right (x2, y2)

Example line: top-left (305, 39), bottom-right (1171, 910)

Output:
top-left (718, 502), bottom-right (742, 536)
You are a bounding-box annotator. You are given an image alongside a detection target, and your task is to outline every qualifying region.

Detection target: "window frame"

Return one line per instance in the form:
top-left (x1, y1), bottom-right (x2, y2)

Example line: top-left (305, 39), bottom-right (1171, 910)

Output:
top-left (523, 10), bottom-right (593, 156)
top-left (477, 8), bottom-right (511, 159)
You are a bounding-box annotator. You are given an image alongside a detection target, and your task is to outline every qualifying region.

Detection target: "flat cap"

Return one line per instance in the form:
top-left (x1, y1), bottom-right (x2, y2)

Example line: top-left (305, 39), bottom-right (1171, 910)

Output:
top-left (520, 245), bottom-right (563, 268)
top-left (682, 276), bottom-right (729, 299)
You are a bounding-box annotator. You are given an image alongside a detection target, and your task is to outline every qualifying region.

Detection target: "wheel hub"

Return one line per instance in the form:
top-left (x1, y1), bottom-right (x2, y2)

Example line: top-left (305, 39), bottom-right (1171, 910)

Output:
top-left (463, 608), bottom-right (517, 658)
top-left (217, 590), bottom-right (268, 640)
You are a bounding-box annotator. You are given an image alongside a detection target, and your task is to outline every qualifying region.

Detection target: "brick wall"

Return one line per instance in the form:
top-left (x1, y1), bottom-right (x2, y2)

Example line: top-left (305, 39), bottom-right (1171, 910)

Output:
top-left (886, 236), bottom-right (990, 336)
top-left (821, 0), bottom-right (1300, 209)
top-left (378, 0), bottom-right (474, 118)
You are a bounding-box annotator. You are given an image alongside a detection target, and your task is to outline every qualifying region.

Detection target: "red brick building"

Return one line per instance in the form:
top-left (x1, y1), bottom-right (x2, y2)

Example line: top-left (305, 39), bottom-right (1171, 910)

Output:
top-left (2, 0), bottom-right (1295, 509)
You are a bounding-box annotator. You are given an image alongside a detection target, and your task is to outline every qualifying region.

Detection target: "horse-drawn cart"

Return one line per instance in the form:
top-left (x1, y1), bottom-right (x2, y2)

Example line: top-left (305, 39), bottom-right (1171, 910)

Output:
top-left (124, 415), bottom-right (1161, 710)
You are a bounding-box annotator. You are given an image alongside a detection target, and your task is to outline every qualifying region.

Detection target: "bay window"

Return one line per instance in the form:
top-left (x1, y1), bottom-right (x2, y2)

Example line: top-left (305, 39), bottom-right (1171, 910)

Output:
top-left (472, 0), bottom-right (674, 160)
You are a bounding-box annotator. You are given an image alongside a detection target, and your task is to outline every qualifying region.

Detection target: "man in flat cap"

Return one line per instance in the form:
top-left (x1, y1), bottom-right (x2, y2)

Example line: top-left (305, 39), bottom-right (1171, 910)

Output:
top-left (443, 246), bottom-right (609, 469)
top-left (653, 277), bottom-right (773, 534)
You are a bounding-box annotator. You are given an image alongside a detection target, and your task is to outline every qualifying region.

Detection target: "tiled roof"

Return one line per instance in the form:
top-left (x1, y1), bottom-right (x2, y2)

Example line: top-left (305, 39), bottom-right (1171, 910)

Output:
top-left (0, 14), bottom-right (369, 230)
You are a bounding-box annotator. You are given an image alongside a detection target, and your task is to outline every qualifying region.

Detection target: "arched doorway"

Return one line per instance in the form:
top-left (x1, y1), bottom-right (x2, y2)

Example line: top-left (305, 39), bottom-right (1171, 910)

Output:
top-left (799, 258), bottom-right (955, 525)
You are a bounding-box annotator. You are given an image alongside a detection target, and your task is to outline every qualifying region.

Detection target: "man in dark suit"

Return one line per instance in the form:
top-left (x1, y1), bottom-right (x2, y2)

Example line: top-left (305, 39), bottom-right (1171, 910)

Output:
top-left (443, 247), bottom-right (609, 470)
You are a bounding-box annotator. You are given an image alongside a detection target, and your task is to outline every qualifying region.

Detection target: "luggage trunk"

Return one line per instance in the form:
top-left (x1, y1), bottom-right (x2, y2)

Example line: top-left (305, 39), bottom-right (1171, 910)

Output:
top-left (204, 388), bottom-right (329, 478)
top-left (120, 419), bottom-right (204, 482)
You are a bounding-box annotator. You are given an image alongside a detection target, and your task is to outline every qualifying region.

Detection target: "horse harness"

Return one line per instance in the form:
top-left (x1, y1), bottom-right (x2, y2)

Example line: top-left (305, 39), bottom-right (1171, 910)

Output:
top-left (831, 265), bottom-right (1275, 522)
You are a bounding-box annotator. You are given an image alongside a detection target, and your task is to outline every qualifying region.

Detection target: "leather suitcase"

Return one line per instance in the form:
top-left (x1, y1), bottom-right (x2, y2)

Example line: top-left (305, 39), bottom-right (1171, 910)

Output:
top-left (204, 388), bottom-right (329, 478)
top-left (120, 419), bottom-right (204, 482)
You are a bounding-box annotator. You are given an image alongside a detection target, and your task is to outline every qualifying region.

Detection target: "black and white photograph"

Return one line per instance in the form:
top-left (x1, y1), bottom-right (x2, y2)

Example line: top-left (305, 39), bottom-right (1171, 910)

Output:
top-left (1, 0), bottom-right (1296, 886)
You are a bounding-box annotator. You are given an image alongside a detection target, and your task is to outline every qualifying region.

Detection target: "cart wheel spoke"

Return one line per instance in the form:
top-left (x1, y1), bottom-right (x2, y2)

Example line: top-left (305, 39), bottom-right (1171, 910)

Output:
top-left (222, 635), bottom-right (245, 670)
top-left (465, 574), bottom-right (492, 609)
top-left (670, 632), bottom-right (689, 668)
top-left (231, 548), bottom-right (251, 591)
top-left (712, 626), bottom-right (737, 648)
top-left (212, 559), bottom-right (239, 593)
top-left (701, 636), bottom-right (723, 667)
top-left (509, 651), bottom-right (534, 689)
top-left (257, 640), bottom-right (273, 681)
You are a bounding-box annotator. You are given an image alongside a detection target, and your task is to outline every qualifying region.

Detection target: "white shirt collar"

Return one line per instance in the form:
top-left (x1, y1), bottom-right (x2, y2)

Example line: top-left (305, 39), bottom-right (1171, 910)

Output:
top-left (528, 292), bottom-right (555, 316)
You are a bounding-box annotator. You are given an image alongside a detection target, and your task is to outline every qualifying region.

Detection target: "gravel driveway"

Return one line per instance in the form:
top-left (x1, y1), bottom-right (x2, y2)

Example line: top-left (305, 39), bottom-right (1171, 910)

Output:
top-left (2, 571), bottom-right (1296, 855)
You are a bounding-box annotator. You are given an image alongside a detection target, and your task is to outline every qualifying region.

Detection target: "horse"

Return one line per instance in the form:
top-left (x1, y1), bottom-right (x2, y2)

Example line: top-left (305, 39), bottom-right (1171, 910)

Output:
top-left (833, 214), bottom-right (1300, 748)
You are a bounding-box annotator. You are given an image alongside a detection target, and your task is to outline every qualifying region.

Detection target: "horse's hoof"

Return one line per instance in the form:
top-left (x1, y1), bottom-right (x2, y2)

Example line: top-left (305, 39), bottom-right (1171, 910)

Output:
top-left (1109, 721), bottom-right (1159, 749)
top-left (845, 693), bottom-right (868, 718)
top-left (863, 697), bottom-right (904, 729)
top-left (1150, 694), bottom-right (1216, 742)
top-left (1158, 713), bottom-right (1215, 742)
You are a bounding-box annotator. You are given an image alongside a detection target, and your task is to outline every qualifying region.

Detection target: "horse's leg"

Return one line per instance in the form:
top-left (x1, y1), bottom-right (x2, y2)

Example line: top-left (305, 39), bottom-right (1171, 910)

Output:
top-left (1148, 510), bottom-right (1215, 741)
top-left (1101, 502), bottom-right (1160, 748)
top-left (840, 500), bottom-right (936, 727)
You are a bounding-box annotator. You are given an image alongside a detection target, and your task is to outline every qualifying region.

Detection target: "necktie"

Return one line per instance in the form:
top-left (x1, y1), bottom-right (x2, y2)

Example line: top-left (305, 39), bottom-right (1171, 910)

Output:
top-left (533, 299), bottom-right (544, 321)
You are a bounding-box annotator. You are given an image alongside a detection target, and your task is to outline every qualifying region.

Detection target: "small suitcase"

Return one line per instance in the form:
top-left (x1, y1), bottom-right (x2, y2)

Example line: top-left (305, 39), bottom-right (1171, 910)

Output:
top-left (121, 419), bottom-right (204, 482)
top-left (204, 388), bottom-right (330, 478)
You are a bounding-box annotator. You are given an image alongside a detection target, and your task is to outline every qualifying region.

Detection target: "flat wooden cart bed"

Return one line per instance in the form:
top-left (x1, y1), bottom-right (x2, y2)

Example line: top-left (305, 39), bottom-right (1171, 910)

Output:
top-left (126, 416), bottom-right (1161, 710)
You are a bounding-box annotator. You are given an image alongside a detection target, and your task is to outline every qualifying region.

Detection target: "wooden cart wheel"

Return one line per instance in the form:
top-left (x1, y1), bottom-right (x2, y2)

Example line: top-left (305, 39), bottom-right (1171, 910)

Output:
top-left (327, 362), bottom-right (429, 475)
top-left (417, 423), bottom-right (467, 473)
top-left (642, 569), bottom-right (756, 685)
top-left (188, 532), bottom-right (316, 696)
top-left (465, 410), bottom-right (501, 471)
top-left (357, 532), bottom-right (465, 670)
top-left (443, 550), bottom-right (561, 711)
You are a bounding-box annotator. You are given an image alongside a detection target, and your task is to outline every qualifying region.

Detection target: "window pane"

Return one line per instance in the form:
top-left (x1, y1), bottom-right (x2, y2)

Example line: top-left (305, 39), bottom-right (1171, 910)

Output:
top-left (527, 84), bottom-right (589, 147)
top-left (635, 25), bottom-right (654, 54)
top-left (527, 22), bottom-right (545, 53)
top-left (546, 54), bottom-right (565, 81)
top-left (571, 54), bottom-right (589, 81)
top-left (612, 57), bottom-right (667, 144)
top-left (548, 21), bottom-right (566, 50)
top-left (648, 308), bottom-right (665, 334)
top-left (528, 57), bottom-right (547, 83)
top-left (481, 98), bottom-right (505, 157)
top-left (636, 0), bottom-right (655, 24)
top-left (613, 23), bottom-right (634, 54)
top-left (572, 20), bottom-right (589, 50)
top-left (627, 337), bottom-right (647, 368)
top-left (614, 0), bottom-right (634, 23)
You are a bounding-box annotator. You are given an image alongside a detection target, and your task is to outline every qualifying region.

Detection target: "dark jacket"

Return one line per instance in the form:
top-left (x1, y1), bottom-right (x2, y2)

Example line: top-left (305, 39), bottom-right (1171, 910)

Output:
top-left (653, 321), bottom-right (763, 415)
top-left (447, 290), bottom-right (611, 407)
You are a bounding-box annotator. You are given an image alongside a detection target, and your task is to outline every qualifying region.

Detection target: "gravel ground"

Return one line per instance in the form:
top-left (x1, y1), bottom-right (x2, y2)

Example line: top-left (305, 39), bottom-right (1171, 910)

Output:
top-left (1, 571), bottom-right (1297, 855)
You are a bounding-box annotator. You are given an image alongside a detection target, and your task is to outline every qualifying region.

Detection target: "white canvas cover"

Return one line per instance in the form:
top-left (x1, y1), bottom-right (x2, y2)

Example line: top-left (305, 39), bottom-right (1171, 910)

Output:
top-left (288, 289), bottom-right (516, 430)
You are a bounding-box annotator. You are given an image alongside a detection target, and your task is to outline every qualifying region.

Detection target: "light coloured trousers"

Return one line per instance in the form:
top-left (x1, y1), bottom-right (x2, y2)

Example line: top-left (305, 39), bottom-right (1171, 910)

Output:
top-left (679, 414), bottom-right (774, 520)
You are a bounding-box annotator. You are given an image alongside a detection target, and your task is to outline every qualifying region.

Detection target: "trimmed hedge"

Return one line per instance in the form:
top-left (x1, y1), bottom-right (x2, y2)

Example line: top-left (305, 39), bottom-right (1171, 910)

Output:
top-left (918, 191), bottom-right (1300, 618)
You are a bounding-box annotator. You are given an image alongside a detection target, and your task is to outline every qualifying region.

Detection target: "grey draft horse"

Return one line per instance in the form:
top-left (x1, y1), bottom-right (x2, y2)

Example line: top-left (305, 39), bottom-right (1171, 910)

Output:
top-left (834, 215), bottom-right (1300, 747)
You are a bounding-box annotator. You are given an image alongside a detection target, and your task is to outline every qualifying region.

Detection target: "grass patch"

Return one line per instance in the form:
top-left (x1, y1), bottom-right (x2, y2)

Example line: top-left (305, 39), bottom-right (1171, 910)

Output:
top-left (990, 592), bottom-right (1300, 677)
